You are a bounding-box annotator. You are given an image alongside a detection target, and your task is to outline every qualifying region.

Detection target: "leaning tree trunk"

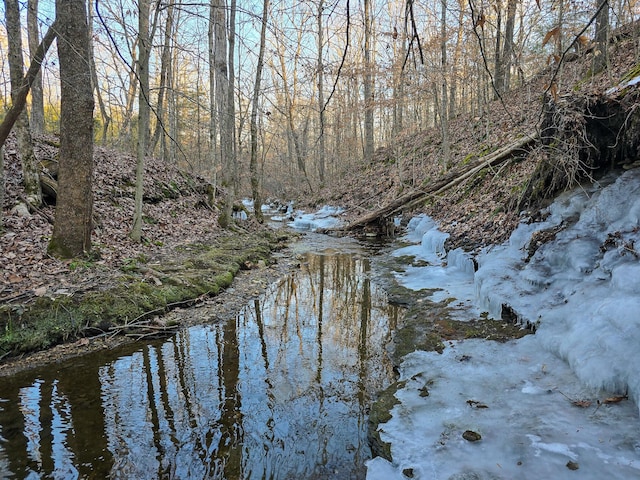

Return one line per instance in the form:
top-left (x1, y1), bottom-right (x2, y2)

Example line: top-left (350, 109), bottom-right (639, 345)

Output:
top-left (48, 0), bottom-right (95, 258)
top-left (4, 0), bottom-right (42, 207)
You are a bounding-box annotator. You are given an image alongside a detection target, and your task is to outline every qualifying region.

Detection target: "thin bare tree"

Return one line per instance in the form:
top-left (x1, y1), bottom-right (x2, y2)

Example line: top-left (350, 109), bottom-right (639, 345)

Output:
top-left (250, 0), bottom-right (270, 223)
top-left (363, 0), bottom-right (374, 160)
top-left (131, 0), bottom-right (151, 242)
top-left (4, 0), bottom-right (42, 207)
top-left (27, 0), bottom-right (44, 134)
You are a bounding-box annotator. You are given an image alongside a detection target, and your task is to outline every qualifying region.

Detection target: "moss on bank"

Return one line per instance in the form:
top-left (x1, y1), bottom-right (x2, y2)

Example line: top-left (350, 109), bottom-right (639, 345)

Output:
top-left (0, 230), bottom-right (290, 359)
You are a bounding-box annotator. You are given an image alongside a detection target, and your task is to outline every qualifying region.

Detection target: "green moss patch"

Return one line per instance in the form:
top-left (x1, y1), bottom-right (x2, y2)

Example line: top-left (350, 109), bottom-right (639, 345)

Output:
top-left (0, 230), bottom-right (289, 359)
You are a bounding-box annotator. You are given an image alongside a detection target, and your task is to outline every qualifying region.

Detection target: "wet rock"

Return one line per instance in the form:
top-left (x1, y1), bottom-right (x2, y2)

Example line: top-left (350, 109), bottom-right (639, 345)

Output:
top-left (462, 430), bottom-right (482, 442)
top-left (367, 380), bottom-right (405, 461)
top-left (566, 461), bottom-right (579, 470)
top-left (10, 203), bottom-right (31, 218)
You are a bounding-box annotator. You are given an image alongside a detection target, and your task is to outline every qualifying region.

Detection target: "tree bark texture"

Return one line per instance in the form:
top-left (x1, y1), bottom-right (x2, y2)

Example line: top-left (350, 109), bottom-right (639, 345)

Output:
top-left (208, 0), bottom-right (218, 198)
top-left (0, 24), bottom-right (56, 150)
top-left (4, 0), bottom-right (42, 207)
top-left (250, 0), bottom-right (269, 223)
top-left (48, 0), bottom-right (95, 258)
top-left (502, 0), bottom-right (518, 91)
top-left (316, 0), bottom-right (326, 183)
top-left (27, 0), bottom-right (45, 134)
top-left (593, 0), bottom-right (610, 73)
top-left (88, 0), bottom-right (111, 144)
top-left (363, 0), bottom-right (374, 161)
top-left (150, 1), bottom-right (174, 155)
top-left (131, 0), bottom-right (151, 242)
top-left (440, 0), bottom-right (450, 169)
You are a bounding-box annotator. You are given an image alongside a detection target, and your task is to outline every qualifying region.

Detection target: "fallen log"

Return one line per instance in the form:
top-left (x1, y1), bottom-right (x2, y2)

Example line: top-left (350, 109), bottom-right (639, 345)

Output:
top-left (340, 133), bottom-right (538, 232)
top-left (432, 132), bottom-right (537, 196)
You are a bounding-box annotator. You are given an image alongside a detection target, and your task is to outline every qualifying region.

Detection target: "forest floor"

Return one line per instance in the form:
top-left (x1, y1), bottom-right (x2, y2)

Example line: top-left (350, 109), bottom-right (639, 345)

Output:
top-left (2, 26), bottom-right (640, 376)
top-left (0, 137), bottom-right (295, 375)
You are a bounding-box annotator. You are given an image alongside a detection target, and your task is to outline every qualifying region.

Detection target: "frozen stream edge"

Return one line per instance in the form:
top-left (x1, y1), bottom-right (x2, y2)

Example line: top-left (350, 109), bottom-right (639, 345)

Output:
top-left (366, 169), bottom-right (640, 479)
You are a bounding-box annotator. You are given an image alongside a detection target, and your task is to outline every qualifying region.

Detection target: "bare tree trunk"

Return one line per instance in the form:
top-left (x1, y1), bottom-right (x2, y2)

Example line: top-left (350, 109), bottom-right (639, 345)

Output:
top-left (131, 0), bottom-right (151, 242)
top-left (150, 1), bottom-right (175, 155)
top-left (275, 37), bottom-right (312, 191)
top-left (167, 13), bottom-right (179, 164)
top-left (250, 0), bottom-right (269, 223)
top-left (228, 0), bottom-right (238, 198)
top-left (450, 0), bottom-right (466, 119)
top-left (4, 0), bottom-right (42, 207)
top-left (48, 0), bottom-right (94, 258)
top-left (0, 145), bottom-right (4, 231)
top-left (208, 0), bottom-right (218, 200)
top-left (317, 0), bottom-right (326, 183)
top-left (440, 0), bottom-right (450, 170)
top-left (363, 0), bottom-right (374, 161)
top-left (593, 0), bottom-right (610, 73)
top-left (503, 0), bottom-right (518, 91)
top-left (27, 0), bottom-right (44, 134)
top-left (213, 0), bottom-right (230, 227)
top-left (88, 0), bottom-right (111, 144)
top-left (494, 0), bottom-right (505, 95)
top-left (0, 24), bottom-right (57, 150)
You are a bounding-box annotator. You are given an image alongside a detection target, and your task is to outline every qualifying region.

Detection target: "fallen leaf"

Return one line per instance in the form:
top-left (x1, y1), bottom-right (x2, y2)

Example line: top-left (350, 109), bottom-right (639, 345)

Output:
top-left (603, 395), bottom-right (627, 404)
top-left (572, 399), bottom-right (592, 408)
top-left (33, 286), bottom-right (48, 296)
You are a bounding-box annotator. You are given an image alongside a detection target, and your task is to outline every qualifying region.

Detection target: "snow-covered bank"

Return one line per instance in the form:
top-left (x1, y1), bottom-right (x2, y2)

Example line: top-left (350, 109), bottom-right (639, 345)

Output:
top-left (369, 169), bottom-right (640, 478)
top-left (239, 200), bottom-right (343, 231)
top-left (475, 170), bottom-right (640, 406)
top-left (288, 205), bottom-right (344, 231)
top-left (367, 337), bottom-right (640, 479)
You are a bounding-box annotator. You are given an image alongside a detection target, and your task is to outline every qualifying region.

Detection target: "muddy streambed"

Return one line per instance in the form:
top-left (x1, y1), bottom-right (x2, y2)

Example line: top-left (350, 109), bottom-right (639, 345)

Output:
top-left (0, 236), bottom-right (402, 479)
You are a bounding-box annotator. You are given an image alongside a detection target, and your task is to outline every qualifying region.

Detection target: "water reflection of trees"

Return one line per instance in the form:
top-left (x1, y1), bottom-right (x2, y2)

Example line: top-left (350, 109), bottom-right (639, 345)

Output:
top-left (0, 250), bottom-right (400, 479)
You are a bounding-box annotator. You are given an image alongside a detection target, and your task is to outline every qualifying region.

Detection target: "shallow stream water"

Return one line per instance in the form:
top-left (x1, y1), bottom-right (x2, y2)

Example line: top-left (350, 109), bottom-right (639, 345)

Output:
top-left (0, 239), bottom-right (399, 479)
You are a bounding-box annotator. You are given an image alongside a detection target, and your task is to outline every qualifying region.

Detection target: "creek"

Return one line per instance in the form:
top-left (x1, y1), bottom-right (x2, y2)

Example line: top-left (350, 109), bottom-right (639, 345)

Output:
top-left (0, 235), bottom-right (400, 479)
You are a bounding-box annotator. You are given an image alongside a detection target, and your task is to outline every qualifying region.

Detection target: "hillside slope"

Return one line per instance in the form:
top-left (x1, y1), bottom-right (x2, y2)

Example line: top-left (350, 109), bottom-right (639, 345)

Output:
top-left (311, 24), bottom-right (640, 251)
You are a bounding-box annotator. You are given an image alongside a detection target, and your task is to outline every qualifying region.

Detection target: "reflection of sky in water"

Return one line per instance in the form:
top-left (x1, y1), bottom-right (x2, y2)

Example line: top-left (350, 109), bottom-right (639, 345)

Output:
top-left (0, 248), bottom-right (398, 479)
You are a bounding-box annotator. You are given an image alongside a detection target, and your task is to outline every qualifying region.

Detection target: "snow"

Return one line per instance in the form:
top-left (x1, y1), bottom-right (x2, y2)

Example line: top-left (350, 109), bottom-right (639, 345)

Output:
top-left (605, 73), bottom-right (640, 95)
top-left (368, 169), bottom-right (640, 479)
top-left (288, 205), bottom-right (344, 231)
